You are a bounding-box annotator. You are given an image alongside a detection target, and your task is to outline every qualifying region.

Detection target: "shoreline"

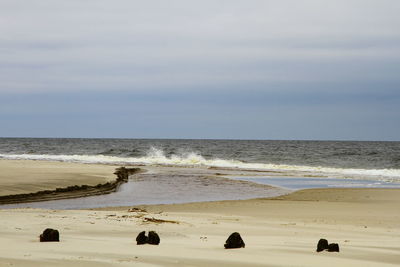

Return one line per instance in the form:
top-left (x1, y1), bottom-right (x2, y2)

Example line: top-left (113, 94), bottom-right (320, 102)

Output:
top-left (0, 167), bottom-right (142, 205)
top-left (0, 159), bottom-right (144, 205)
top-left (0, 159), bottom-right (399, 208)
top-left (0, 160), bottom-right (292, 209)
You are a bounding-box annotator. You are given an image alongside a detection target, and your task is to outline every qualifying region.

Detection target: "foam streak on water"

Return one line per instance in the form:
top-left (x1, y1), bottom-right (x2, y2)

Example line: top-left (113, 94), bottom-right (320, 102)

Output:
top-left (1, 146), bottom-right (400, 182)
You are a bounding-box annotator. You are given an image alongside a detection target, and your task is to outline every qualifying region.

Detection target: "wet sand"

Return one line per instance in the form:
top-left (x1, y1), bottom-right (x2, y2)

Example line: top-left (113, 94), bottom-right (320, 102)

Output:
top-left (0, 161), bottom-right (290, 208)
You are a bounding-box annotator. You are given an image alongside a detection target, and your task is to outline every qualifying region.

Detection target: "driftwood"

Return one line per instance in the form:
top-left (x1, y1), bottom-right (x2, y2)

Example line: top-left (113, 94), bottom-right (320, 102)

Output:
top-left (142, 217), bottom-right (179, 224)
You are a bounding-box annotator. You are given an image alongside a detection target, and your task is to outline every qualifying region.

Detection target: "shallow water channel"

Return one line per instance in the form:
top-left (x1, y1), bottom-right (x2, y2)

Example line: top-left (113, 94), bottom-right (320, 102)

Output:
top-left (3, 165), bottom-right (399, 210)
top-left (0, 166), bottom-right (289, 209)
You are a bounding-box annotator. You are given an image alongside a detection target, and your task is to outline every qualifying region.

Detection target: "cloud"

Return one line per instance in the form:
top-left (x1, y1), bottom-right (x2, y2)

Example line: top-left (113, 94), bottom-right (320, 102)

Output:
top-left (1, 1), bottom-right (399, 140)
top-left (0, 0), bottom-right (399, 93)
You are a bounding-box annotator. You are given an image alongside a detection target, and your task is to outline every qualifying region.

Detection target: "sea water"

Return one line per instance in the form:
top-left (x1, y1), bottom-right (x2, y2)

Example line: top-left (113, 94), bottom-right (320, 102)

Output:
top-left (1, 138), bottom-right (399, 181)
top-left (0, 138), bottom-right (399, 208)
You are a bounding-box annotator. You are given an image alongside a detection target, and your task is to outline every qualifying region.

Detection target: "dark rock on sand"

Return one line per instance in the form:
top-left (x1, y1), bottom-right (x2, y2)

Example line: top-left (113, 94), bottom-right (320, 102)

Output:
top-left (148, 231), bottom-right (160, 245)
top-left (317, 239), bottom-right (340, 252)
top-left (40, 228), bottom-right (59, 242)
top-left (316, 238), bottom-right (329, 252)
top-left (136, 231), bottom-right (160, 245)
top-left (327, 243), bottom-right (340, 252)
top-left (224, 232), bottom-right (245, 249)
top-left (136, 231), bottom-right (148, 245)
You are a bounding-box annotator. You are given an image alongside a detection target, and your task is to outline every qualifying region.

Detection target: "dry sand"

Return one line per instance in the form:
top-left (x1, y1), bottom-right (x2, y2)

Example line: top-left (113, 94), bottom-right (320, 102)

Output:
top-left (0, 160), bottom-right (119, 196)
top-left (0, 160), bottom-right (399, 266)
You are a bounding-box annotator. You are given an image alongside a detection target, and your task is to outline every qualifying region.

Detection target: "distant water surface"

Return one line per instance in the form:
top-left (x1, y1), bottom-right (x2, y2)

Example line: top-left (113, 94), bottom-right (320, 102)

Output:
top-left (228, 176), bottom-right (400, 190)
top-left (1, 138), bottom-right (399, 209)
top-left (0, 138), bottom-right (399, 181)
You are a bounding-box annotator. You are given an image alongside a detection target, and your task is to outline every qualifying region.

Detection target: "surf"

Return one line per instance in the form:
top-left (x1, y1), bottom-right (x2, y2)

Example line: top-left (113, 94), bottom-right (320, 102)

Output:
top-left (1, 146), bottom-right (400, 182)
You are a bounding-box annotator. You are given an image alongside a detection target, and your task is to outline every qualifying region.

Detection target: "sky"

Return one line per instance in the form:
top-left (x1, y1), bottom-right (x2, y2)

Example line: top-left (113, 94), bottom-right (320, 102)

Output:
top-left (0, 0), bottom-right (399, 140)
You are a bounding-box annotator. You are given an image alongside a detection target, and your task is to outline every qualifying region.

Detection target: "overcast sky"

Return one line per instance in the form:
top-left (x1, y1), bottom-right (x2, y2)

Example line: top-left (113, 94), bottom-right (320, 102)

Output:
top-left (1, 0), bottom-right (399, 140)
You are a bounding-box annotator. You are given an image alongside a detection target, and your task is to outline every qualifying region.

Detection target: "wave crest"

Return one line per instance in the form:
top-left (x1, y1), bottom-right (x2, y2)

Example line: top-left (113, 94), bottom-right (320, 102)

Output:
top-left (1, 147), bottom-right (400, 181)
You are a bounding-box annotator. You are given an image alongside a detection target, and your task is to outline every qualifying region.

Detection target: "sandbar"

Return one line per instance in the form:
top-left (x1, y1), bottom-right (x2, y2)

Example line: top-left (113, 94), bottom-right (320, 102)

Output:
top-left (0, 159), bottom-right (120, 196)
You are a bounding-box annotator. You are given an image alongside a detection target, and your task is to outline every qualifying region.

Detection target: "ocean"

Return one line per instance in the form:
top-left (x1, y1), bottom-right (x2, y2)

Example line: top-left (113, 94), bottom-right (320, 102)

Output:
top-left (1, 138), bottom-right (399, 180)
top-left (0, 138), bottom-right (399, 209)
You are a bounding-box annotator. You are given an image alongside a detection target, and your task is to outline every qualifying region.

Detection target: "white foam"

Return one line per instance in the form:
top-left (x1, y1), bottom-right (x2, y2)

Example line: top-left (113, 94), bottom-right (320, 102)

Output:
top-left (1, 147), bottom-right (400, 182)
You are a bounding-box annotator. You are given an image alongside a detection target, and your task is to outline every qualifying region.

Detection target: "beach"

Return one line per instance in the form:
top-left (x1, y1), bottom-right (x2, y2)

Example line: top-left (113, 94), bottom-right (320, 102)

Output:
top-left (2, 0), bottom-right (400, 265)
top-left (0, 160), bottom-right (120, 196)
top-left (0, 160), bottom-right (399, 266)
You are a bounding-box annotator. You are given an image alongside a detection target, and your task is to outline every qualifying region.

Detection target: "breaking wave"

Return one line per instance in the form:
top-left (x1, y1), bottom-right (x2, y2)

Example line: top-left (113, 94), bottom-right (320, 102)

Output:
top-left (1, 147), bottom-right (400, 182)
